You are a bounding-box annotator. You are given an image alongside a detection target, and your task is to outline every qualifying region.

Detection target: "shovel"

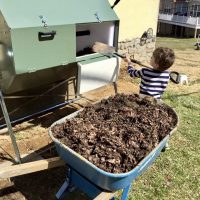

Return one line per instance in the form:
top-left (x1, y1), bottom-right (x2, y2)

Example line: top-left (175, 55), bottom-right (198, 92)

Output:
top-left (92, 42), bottom-right (181, 84)
top-left (92, 42), bottom-right (150, 68)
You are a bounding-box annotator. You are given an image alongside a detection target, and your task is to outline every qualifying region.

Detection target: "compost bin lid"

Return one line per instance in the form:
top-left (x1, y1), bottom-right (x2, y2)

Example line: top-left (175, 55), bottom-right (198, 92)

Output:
top-left (0, 0), bottom-right (119, 29)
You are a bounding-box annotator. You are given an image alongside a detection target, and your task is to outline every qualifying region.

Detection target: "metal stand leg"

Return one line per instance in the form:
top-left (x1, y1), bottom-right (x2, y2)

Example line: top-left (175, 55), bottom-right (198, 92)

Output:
top-left (113, 82), bottom-right (118, 94)
top-left (121, 184), bottom-right (131, 200)
top-left (0, 91), bottom-right (21, 163)
top-left (73, 78), bottom-right (78, 98)
top-left (113, 56), bottom-right (120, 94)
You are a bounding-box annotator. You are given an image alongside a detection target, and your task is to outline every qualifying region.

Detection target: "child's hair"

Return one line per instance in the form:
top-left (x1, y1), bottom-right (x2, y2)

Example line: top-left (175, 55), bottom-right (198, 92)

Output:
top-left (153, 47), bottom-right (175, 71)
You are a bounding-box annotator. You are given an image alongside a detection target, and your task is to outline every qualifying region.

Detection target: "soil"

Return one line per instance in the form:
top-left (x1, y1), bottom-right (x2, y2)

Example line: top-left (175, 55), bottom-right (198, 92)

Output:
top-left (52, 94), bottom-right (178, 173)
top-left (76, 47), bottom-right (94, 56)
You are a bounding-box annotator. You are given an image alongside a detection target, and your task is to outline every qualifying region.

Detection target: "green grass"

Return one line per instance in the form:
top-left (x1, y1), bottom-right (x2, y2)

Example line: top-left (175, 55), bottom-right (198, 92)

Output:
top-left (118, 37), bottom-right (200, 200)
top-left (156, 37), bottom-right (197, 50)
top-left (126, 92), bottom-right (200, 200)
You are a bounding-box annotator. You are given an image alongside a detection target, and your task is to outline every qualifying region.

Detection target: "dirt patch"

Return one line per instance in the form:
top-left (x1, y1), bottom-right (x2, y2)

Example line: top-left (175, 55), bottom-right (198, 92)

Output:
top-left (51, 94), bottom-right (178, 173)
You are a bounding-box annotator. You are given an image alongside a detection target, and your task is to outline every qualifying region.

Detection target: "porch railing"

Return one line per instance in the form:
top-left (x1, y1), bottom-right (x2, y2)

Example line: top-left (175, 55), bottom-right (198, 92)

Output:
top-left (159, 13), bottom-right (200, 27)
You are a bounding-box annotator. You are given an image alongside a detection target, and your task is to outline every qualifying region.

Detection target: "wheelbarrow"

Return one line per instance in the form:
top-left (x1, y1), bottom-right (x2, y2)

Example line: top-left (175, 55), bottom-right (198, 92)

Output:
top-left (49, 105), bottom-right (178, 200)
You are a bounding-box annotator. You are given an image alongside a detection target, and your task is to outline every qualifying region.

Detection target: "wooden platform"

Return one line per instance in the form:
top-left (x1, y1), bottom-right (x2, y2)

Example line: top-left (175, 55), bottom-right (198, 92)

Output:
top-left (94, 192), bottom-right (115, 200)
top-left (0, 155), bottom-right (115, 200)
top-left (0, 156), bottom-right (65, 179)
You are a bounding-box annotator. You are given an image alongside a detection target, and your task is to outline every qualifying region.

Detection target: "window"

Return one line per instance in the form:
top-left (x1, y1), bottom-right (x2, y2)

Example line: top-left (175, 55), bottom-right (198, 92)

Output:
top-left (190, 4), bottom-right (200, 17)
top-left (174, 2), bottom-right (188, 16)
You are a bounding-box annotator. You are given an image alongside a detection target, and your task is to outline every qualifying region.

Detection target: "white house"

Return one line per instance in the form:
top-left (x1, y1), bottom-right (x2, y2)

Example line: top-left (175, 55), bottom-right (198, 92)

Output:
top-left (158, 0), bottom-right (200, 37)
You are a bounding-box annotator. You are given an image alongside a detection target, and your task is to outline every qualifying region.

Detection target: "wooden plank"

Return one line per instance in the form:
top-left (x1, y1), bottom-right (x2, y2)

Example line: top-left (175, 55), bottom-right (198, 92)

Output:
top-left (93, 191), bottom-right (115, 200)
top-left (0, 157), bottom-right (65, 179)
top-left (0, 152), bottom-right (43, 169)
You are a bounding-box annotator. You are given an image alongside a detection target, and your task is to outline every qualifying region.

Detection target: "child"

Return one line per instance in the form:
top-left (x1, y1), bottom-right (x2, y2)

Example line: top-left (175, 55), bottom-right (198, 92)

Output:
top-left (124, 47), bottom-right (175, 99)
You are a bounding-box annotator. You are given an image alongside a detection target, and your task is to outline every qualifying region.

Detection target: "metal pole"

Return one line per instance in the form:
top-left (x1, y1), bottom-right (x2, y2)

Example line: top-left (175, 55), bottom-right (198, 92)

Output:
top-left (194, 17), bottom-right (199, 38)
top-left (194, 28), bottom-right (197, 38)
top-left (0, 91), bottom-right (21, 163)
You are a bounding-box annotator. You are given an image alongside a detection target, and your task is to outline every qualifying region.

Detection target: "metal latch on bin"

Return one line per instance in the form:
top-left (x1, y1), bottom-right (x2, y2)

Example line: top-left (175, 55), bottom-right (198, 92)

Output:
top-left (94, 12), bottom-right (102, 23)
top-left (39, 15), bottom-right (48, 27)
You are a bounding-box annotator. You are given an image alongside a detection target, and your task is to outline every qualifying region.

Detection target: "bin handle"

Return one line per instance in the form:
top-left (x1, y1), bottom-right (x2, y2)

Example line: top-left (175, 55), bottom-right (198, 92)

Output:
top-left (38, 31), bottom-right (56, 41)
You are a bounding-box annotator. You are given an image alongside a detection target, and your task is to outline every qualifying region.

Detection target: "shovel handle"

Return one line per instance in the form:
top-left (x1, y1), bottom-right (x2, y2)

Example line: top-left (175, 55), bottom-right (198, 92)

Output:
top-left (113, 52), bottom-right (181, 84)
top-left (113, 53), bottom-right (150, 68)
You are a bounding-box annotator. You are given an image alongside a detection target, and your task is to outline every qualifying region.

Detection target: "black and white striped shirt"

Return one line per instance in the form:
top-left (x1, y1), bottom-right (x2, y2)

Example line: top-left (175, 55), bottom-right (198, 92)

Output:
top-left (128, 66), bottom-right (170, 99)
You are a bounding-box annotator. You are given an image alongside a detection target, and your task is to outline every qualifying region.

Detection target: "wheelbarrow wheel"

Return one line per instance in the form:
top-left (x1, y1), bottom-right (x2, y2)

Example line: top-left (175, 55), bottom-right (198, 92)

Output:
top-left (162, 142), bottom-right (170, 152)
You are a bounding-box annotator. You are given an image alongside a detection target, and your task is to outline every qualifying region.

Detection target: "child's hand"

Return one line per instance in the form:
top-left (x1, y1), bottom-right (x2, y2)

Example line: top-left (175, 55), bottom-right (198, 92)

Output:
top-left (123, 53), bottom-right (132, 65)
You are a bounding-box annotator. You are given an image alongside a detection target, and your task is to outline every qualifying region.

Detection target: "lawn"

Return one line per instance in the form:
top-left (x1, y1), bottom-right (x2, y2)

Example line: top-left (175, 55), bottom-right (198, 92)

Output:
top-left (155, 37), bottom-right (197, 50)
top-left (119, 37), bottom-right (200, 200)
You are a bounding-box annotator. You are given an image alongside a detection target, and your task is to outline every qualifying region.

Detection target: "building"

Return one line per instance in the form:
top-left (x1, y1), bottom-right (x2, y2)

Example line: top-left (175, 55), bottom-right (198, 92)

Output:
top-left (108, 0), bottom-right (160, 62)
top-left (158, 0), bottom-right (200, 38)
top-left (109, 0), bottom-right (160, 41)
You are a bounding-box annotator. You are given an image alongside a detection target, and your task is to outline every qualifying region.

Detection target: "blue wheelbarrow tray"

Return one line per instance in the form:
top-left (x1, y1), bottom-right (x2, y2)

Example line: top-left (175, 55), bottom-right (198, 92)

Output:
top-left (49, 105), bottom-right (178, 192)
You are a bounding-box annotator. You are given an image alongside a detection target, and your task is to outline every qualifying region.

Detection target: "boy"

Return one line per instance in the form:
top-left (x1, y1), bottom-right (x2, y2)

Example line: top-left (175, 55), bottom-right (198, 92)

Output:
top-left (124, 47), bottom-right (175, 99)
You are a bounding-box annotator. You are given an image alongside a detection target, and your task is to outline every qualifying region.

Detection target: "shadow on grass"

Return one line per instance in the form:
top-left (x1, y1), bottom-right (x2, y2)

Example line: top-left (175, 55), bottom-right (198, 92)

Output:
top-left (176, 56), bottom-right (200, 64)
top-left (189, 79), bottom-right (200, 86)
top-left (163, 91), bottom-right (200, 100)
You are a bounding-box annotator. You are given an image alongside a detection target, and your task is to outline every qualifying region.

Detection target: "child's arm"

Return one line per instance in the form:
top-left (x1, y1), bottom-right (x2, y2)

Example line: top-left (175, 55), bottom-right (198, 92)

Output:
top-left (124, 53), bottom-right (142, 78)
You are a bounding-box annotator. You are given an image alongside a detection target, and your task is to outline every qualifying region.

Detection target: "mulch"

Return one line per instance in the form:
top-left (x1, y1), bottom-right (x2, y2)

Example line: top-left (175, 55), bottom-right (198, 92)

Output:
top-left (51, 93), bottom-right (178, 173)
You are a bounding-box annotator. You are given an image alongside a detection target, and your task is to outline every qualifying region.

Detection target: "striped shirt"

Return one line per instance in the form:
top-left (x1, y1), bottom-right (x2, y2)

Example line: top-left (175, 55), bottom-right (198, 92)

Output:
top-left (128, 66), bottom-right (170, 99)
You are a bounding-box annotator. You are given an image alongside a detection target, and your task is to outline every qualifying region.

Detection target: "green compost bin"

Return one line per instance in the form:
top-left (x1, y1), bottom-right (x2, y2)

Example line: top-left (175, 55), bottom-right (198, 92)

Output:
top-left (0, 0), bottom-right (118, 94)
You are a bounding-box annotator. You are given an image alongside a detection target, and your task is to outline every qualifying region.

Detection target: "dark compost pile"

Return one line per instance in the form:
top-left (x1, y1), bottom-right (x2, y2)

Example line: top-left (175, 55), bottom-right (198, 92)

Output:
top-left (51, 94), bottom-right (178, 173)
top-left (76, 47), bottom-right (94, 56)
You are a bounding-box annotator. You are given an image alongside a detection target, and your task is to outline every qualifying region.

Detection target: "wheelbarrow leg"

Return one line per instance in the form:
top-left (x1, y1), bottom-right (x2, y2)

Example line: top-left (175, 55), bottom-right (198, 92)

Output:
top-left (56, 168), bottom-right (75, 200)
top-left (121, 184), bottom-right (131, 200)
top-left (56, 179), bottom-right (69, 199)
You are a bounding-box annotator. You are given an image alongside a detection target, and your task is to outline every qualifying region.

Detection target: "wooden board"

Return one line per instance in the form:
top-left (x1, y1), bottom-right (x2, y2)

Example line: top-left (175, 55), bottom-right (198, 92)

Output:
top-left (93, 191), bottom-right (115, 200)
top-left (0, 157), bottom-right (65, 179)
